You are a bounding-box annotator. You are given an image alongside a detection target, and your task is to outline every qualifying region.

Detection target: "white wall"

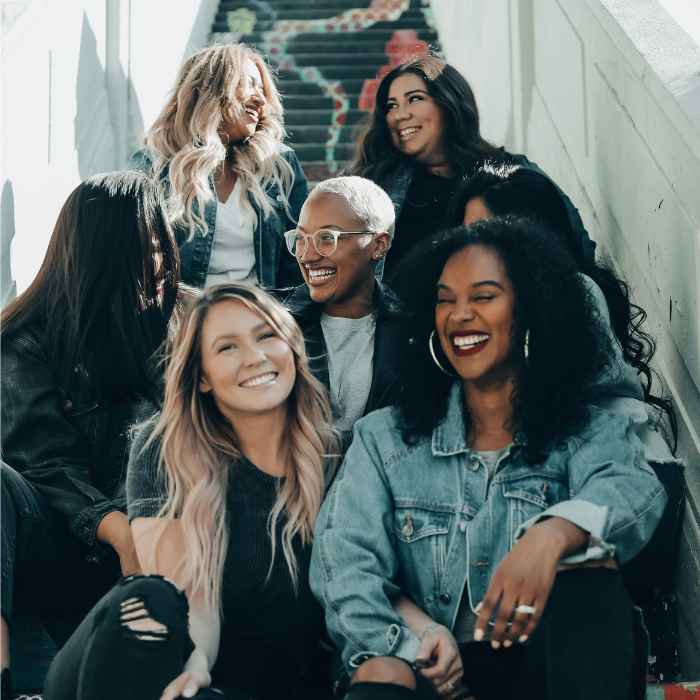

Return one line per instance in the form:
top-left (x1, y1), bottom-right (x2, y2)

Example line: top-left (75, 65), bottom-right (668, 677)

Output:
top-left (433, 0), bottom-right (700, 676)
top-left (0, 0), bottom-right (218, 300)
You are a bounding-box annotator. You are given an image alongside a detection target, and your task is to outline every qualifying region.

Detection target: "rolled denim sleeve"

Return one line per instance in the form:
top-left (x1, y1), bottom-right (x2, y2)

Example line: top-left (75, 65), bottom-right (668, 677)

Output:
top-left (515, 407), bottom-right (667, 564)
top-left (310, 415), bottom-right (420, 673)
top-left (1, 334), bottom-right (122, 557)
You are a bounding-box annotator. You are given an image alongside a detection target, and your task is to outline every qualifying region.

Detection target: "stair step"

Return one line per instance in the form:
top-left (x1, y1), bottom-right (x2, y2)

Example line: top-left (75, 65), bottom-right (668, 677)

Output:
top-left (218, 0), bottom-right (375, 8)
top-left (216, 8), bottom-right (426, 22)
top-left (285, 109), bottom-right (368, 126)
top-left (303, 161), bottom-right (352, 182)
top-left (271, 53), bottom-right (397, 67)
top-left (280, 79), bottom-right (365, 94)
top-left (287, 126), bottom-right (359, 143)
top-left (290, 143), bottom-right (356, 161)
top-left (212, 20), bottom-right (438, 33)
top-left (278, 65), bottom-right (388, 80)
top-left (212, 28), bottom-right (438, 45)
top-left (283, 96), bottom-right (334, 109)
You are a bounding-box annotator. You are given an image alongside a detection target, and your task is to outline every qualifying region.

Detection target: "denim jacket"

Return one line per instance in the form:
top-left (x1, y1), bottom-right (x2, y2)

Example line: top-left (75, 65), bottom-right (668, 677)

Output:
top-left (130, 145), bottom-right (308, 288)
top-left (309, 388), bottom-right (667, 673)
top-left (1, 326), bottom-right (156, 560)
top-left (374, 153), bottom-right (596, 280)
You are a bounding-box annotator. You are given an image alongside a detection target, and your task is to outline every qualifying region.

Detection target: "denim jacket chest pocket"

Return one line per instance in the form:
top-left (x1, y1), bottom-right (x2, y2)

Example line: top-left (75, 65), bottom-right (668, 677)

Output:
top-left (393, 505), bottom-right (451, 605)
top-left (499, 470), bottom-right (569, 548)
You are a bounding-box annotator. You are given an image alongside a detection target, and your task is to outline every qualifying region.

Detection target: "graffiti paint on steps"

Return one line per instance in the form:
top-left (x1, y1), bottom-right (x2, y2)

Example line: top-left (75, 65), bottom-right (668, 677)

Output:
top-left (223, 0), bottom-right (414, 172)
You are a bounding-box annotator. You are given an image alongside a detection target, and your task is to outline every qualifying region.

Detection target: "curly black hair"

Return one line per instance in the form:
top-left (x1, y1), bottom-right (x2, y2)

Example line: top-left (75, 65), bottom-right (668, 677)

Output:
top-left (348, 55), bottom-right (501, 184)
top-left (396, 217), bottom-right (612, 463)
top-left (447, 162), bottom-right (677, 449)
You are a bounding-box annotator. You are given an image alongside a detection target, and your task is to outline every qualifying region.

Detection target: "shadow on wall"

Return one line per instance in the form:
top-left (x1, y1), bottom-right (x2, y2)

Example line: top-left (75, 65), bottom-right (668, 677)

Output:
top-left (1, 181), bottom-right (17, 307)
top-left (74, 11), bottom-right (143, 178)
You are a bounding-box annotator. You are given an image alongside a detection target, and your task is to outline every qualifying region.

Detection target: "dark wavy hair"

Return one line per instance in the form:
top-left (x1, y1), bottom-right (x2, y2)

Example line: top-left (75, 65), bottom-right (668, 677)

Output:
top-left (396, 217), bottom-right (612, 463)
top-left (448, 162), bottom-right (677, 448)
top-left (349, 55), bottom-right (501, 183)
top-left (1, 171), bottom-right (180, 400)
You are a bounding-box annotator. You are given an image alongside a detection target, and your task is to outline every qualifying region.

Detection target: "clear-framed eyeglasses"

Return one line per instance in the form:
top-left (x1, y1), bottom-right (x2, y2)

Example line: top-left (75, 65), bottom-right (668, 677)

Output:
top-left (284, 228), bottom-right (377, 258)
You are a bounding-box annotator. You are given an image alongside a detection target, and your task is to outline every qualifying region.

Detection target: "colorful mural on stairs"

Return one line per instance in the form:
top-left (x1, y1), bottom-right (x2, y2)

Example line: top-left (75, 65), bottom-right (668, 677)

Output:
top-left (213, 0), bottom-right (436, 176)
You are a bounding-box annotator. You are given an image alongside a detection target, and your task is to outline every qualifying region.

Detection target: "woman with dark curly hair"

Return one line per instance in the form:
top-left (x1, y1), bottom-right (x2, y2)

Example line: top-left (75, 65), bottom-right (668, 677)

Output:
top-left (348, 55), bottom-right (594, 281)
top-left (311, 217), bottom-right (666, 700)
top-left (449, 161), bottom-right (677, 446)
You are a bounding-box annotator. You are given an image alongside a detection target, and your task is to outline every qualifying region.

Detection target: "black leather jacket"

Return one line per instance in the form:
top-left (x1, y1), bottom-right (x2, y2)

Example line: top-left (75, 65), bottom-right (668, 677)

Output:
top-left (280, 282), bottom-right (407, 428)
top-left (1, 325), bottom-right (156, 560)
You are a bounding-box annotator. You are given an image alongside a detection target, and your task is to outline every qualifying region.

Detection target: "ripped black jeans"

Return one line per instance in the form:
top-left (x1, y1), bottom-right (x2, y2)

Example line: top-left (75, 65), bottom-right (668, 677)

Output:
top-left (43, 575), bottom-right (231, 700)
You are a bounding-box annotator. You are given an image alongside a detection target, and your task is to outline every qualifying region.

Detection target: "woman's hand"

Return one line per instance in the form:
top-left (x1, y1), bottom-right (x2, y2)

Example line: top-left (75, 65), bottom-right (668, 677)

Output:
top-left (160, 669), bottom-right (211, 700)
top-left (474, 518), bottom-right (588, 648)
top-left (96, 511), bottom-right (142, 575)
top-left (416, 623), bottom-right (464, 697)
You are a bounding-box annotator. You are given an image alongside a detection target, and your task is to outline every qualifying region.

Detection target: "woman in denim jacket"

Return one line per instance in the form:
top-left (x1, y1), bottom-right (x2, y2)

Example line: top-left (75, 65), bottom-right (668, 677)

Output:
top-left (132, 44), bottom-right (308, 290)
top-left (310, 218), bottom-right (667, 700)
top-left (0, 171), bottom-right (180, 696)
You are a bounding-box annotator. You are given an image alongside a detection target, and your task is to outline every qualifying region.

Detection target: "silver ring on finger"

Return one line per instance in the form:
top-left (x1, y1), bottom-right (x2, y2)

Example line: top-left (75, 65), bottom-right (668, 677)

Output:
top-left (514, 603), bottom-right (536, 615)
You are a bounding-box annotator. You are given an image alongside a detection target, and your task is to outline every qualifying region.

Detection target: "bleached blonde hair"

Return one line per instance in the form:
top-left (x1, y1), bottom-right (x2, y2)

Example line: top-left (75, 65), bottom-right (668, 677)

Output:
top-left (144, 44), bottom-right (294, 238)
top-left (147, 284), bottom-right (337, 611)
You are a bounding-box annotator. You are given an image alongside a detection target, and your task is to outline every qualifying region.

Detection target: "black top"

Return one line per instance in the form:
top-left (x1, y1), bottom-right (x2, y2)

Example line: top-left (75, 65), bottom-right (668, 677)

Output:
top-left (127, 423), bottom-right (330, 700)
top-left (383, 166), bottom-right (459, 281)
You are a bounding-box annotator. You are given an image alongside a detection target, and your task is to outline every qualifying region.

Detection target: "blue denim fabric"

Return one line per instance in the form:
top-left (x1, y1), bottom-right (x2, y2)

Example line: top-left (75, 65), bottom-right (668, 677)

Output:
top-left (130, 146), bottom-right (308, 289)
top-left (309, 390), bottom-right (666, 673)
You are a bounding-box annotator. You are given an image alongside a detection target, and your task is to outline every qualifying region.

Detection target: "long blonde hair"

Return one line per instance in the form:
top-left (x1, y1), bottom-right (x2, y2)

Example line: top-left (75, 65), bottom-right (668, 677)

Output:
top-left (144, 44), bottom-right (294, 238)
top-left (147, 284), bottom-right (337, 611)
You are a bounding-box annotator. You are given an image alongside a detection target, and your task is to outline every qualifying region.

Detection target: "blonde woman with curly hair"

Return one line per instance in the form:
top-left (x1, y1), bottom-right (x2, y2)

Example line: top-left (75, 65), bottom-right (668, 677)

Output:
top-left (132, 44), bottom-right (308, 289)
top-left (44, 284), bottom-right (337, 700)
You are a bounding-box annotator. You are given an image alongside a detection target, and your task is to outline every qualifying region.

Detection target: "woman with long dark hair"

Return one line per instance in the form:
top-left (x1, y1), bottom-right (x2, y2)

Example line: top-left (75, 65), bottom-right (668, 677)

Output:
top-left (449, 160), bottom-right (677, 446)
top-left (311, 218), bottom-right (666, 700)
top-left (1, 171), bottom-right (180, 696)
top-left (349, 55), bottom-right (594, 280)
top-left (44, 284), bottom-right (338, 700)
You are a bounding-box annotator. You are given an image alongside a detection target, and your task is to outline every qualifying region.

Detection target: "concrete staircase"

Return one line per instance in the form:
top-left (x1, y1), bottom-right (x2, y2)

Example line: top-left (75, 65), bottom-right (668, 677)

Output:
top-left (210, 0), bottom-right (439, 182)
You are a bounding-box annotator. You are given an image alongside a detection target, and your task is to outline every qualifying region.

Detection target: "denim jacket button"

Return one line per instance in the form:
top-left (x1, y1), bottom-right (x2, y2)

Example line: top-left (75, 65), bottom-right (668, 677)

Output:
top-left (459, 521), bottom-right (468, 533)
top-left (439, 593), bottom-right (451, 604)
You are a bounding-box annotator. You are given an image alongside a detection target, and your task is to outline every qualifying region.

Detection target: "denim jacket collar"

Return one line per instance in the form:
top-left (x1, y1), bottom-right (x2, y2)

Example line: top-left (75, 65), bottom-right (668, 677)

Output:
top-left (431, 382), bottom-right (528, 458)
top-left (431, 383), bottom-right (469, 457)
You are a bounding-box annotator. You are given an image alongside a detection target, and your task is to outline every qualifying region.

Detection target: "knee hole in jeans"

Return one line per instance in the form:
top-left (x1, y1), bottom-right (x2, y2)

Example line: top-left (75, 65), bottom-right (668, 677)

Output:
top-left (120, 596), bottom-right (169, 642)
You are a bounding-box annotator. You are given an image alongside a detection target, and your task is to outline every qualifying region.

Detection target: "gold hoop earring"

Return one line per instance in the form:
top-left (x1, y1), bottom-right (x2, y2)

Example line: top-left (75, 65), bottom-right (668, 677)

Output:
top-left (429, 331), bottom-right (456, 377)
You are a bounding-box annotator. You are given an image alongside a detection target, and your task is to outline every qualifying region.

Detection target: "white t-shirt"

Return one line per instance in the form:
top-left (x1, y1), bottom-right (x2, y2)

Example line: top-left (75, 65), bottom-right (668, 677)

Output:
top-left (205, 180), bottom-right (257, 287)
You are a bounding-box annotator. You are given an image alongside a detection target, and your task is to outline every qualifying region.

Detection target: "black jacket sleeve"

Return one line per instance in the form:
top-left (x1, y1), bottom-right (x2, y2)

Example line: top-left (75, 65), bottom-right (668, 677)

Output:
top-left (1, 331), bottom-right (125, 555)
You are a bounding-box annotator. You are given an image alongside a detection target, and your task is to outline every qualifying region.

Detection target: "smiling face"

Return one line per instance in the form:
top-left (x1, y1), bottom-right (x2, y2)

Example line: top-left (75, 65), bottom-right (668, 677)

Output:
top-left (295, 192), bottom-right (389, 316)
top-left (435, 245), bottom-right (516, 386)
top-left (198, 299), bottom-right (296, 424)
top-left (385, 72), bottom-right (446, 166)
top-left (220, 57), bottom-right (266, 144)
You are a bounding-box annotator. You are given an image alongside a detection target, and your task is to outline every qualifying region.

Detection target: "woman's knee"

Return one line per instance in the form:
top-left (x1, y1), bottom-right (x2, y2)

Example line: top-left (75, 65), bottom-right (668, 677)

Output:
top-left (112, 575), bottom-right (189, 643)
top-left (350, 657), bottom-right (416, 689)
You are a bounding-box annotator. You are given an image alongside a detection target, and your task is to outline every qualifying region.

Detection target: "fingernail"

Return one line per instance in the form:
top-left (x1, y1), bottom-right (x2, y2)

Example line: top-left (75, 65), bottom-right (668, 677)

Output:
top-left (503, 639), bottom-right (513, 648)
top-left (519, 635), bottom-right (528, 644)
top-left (473, 629), bottom-right (484, 642)
top-left (183, 688), bottom-right (196, 698)
top-left (491, 640), bottom-right (501, 650)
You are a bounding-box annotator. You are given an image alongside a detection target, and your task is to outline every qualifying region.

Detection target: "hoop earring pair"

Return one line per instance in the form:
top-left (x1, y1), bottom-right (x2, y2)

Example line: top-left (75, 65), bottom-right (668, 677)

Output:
top-left (428, 331), bottom-right (456, 377)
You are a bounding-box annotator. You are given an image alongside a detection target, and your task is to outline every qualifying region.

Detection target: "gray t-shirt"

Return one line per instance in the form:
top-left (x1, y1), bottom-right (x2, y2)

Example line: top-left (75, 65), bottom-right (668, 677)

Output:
top-left (320, 312), bottom-right (376, 433)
